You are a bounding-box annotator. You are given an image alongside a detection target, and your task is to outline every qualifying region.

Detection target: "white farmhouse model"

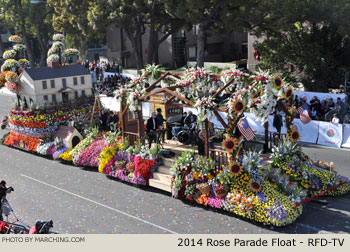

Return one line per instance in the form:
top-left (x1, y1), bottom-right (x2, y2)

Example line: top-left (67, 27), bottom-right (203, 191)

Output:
top-left (19, 64), bottom-right (93, 105)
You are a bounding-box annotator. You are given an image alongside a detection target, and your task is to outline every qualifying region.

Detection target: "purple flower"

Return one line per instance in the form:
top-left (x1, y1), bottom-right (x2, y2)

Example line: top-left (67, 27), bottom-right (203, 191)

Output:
top-left (257, 192), bottom-right (267, 202)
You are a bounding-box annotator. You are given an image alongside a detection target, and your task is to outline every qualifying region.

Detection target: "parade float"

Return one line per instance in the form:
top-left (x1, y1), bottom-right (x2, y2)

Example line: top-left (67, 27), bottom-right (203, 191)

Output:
top-left (1, 59), bottom-right (350, 227)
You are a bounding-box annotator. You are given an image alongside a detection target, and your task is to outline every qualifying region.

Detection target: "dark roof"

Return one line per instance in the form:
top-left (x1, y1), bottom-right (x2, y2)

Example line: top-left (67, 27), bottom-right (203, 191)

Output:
top-left (24, 64), bottom-right (90, 81)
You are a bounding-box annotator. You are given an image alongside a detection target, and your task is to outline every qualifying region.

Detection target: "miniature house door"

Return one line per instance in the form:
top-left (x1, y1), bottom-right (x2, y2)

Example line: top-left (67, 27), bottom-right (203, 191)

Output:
top-left (62, 92), bottom-right (69, 103)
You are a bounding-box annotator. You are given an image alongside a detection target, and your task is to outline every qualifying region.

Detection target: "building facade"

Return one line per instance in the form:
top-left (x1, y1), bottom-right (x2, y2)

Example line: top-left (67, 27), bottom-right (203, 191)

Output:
top-left (106, 24), bottom-right (248, 69)
top-left (19, 64), bottom-right (93, 105)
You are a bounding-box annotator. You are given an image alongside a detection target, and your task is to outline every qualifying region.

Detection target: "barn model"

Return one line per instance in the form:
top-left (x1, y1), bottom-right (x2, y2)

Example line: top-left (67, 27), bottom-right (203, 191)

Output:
top-left (18, 63), bottom-right (92, 105)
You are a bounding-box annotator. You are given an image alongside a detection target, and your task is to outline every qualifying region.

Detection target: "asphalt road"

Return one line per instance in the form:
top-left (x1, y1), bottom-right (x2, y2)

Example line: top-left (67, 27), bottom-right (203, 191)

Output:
top-left (0, 93), bottom-right (349, 234)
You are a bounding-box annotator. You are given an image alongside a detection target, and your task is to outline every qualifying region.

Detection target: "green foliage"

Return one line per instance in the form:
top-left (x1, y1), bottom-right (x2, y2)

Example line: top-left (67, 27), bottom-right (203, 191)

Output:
top-left (242, 0), bottom-right (350, 91)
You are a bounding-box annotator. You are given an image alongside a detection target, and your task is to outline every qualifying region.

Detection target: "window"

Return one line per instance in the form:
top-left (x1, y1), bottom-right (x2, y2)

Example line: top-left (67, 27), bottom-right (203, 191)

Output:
top-left (81, 90), bottom-right (86, 97)
top-left (62, 78), bottom-right (67, 88)
top-left (81, 76), bottom-right (85, 84)
top-left (42, 81), bottom-right (47, 89)
top-left (73, 77), bottom-right (78, 85)
top-left (44, 95), bottom-right (48, 101)
top-left (52, 94), bottom-right (56, 103)
top-left (74, 91), bottom-right (79, 98)
top-left (50, 80), bottom-right (55, 88)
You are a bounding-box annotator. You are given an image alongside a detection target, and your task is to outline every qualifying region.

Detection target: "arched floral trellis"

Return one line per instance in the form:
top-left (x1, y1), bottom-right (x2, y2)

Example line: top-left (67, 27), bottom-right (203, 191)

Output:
top-left (114, 64), bottom-right (300, 160)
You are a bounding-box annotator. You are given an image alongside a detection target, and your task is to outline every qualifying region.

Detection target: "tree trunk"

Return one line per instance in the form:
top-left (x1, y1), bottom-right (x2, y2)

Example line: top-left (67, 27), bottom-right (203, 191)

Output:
top-left (79, 39), bottom-right (89, 62)
top-left (35, 18), bottom-right (48, 67)
top-left (196, 22), bottom-right (207, 68)
top-left (125, 28), bottom-right (143, 70)
top-left (0, 35), bottom-right (5, 55)
top-left (146, 23), bottom-right (157, 64)
top-left (21, 25), bottom-right (35, 68)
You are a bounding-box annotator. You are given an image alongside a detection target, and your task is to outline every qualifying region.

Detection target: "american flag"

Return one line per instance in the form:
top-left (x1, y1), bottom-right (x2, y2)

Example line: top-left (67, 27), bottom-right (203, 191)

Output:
top-left (238, 117), bottom-right (255, 141)
top-left (298, 104), bottom-right (311, 124)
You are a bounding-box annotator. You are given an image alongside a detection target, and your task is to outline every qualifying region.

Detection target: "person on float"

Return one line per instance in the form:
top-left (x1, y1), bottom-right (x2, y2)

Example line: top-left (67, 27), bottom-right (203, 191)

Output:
top-left (99, 109), bottom-right (108, 131)
top-left (198, 122), bottom-right (215, 156)
top-left (331, 113), bottom-right (339, 124)
top-left (181, 112), bottom-right (187, 127)
top-left (273, 110), bottom-right (283, 135)
top-left (185, 111), bottom-right (197, 129)
top-left (146, 112), bottom-right (161, 148)
top-left (156, 108), bottom-right (165, 143)
top-left (109, 111), bottom-right (119, 132)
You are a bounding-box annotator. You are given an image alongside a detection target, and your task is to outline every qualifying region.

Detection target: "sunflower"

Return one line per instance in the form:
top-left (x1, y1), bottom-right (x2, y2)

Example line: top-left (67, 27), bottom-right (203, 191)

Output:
top-left (273, 76), bottom-right (283, 89)
top-left (248, 180), bottom-right (262, 192)
top-left (222, 137), bottom-right (238, 151)
top-left (285, 87), bottom-right (293, 99)
top-left (232, 99), bottom-right (245, 113)
top-left (289, 129), bottom-right (300, 142)
top-left (229, 162), bottom-right (243, 176)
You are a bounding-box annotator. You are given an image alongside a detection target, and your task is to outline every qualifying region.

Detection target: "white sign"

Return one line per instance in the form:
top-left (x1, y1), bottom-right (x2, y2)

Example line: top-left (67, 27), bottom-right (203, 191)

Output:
top-left (317, 121), bottom-right (343, 148)
top-left (293, 118), bottom-right (319, 144)
top-left (99, 95), bottom-right (120, 112)
top-left (341, 124), bottom-right (350, 148)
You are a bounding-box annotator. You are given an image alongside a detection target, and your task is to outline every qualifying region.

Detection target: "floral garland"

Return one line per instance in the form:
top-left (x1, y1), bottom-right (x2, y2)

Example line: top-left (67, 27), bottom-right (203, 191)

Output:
top-left (8, 35), bottom-right (22, 43)
top-left (47, 54), bottom-right (59, 63)
top-left (13, 44), bottom-right (26, 51)
top-left (1, 59), bottom-right (19, 72)
top-left (3, 50), bottom-right (17, 60)
top-left (63, 48), bottom-right (79, 58)
top-left (0, 71), bottom-right (9, 87)
top-left (53, 33), bottom-right (65, 41)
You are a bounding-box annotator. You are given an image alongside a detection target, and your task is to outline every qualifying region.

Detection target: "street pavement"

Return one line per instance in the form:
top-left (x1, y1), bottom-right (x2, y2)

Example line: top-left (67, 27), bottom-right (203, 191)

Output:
top-left (0, 93), bottom-right (349, 234)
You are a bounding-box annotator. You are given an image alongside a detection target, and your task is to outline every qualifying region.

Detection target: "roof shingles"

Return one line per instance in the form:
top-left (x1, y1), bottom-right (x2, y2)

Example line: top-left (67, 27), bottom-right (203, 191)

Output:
top-left (24, 64), bottom-right (90, 81)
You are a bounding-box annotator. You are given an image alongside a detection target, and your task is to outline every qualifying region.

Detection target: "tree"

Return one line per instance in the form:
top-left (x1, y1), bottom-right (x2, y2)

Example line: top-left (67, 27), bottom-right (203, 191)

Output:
top-left (28, 1), bottom-right (54, 66)
top-left (47, 0), bottom-right (101, 61)
top-left (89, 0), bottom-right (184, 68)
top-left (2, 0), bottom-right (36, 68)
top-left (240, 0), bottom-right (350, 91)
top-left (164, 0), bottom-right (241, 68)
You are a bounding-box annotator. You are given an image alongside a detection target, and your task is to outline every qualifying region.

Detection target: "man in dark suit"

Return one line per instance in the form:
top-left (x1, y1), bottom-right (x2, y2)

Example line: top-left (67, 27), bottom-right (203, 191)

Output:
top-left (156, 108), bottom-right (165, 143)
top-left (146, 112), bottom-right (161, 148)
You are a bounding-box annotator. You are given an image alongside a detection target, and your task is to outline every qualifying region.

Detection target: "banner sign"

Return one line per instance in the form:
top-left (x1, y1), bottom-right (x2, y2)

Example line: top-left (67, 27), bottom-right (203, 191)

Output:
top-left (99, 95), bottom-right (120, 112)
top-left (317, 121), bottom-right (343, 148)
top-left (341, 124), bottom-right (350, 148)
top-left (293, 118), bottom-right (319, 144)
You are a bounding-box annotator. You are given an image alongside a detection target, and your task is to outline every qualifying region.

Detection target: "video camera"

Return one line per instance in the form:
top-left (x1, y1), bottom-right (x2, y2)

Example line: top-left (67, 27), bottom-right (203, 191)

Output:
top-left (7, 187), bottom-right (14, 192)
top-left (38, 220), bottom-right (54, 234)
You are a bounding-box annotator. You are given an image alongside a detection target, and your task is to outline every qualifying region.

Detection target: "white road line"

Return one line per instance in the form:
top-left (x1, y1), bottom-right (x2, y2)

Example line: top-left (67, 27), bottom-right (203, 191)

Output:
top-left (21, 174), bottom-right (178, 234)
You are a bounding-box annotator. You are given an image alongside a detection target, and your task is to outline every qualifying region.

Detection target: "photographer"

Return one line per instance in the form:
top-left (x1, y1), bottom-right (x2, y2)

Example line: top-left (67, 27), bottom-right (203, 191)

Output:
top-left (0, 180), bottom-right (14, 221)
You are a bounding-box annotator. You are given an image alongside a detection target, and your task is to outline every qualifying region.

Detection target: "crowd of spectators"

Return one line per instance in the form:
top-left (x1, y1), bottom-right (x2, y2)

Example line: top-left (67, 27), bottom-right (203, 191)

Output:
top-left (293, 95), bottom-right (346, 121)
top-left (93, 74), bottom-right (131, 96)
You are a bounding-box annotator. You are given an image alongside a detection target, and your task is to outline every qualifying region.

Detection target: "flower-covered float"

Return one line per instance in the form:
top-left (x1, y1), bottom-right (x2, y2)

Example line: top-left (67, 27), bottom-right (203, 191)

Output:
top-left (58, 130), bottom-right (161, 186)
top-left (117, 65), bottom-right (350, 226)
top-left (2, 99), bottom-right (94, 153)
